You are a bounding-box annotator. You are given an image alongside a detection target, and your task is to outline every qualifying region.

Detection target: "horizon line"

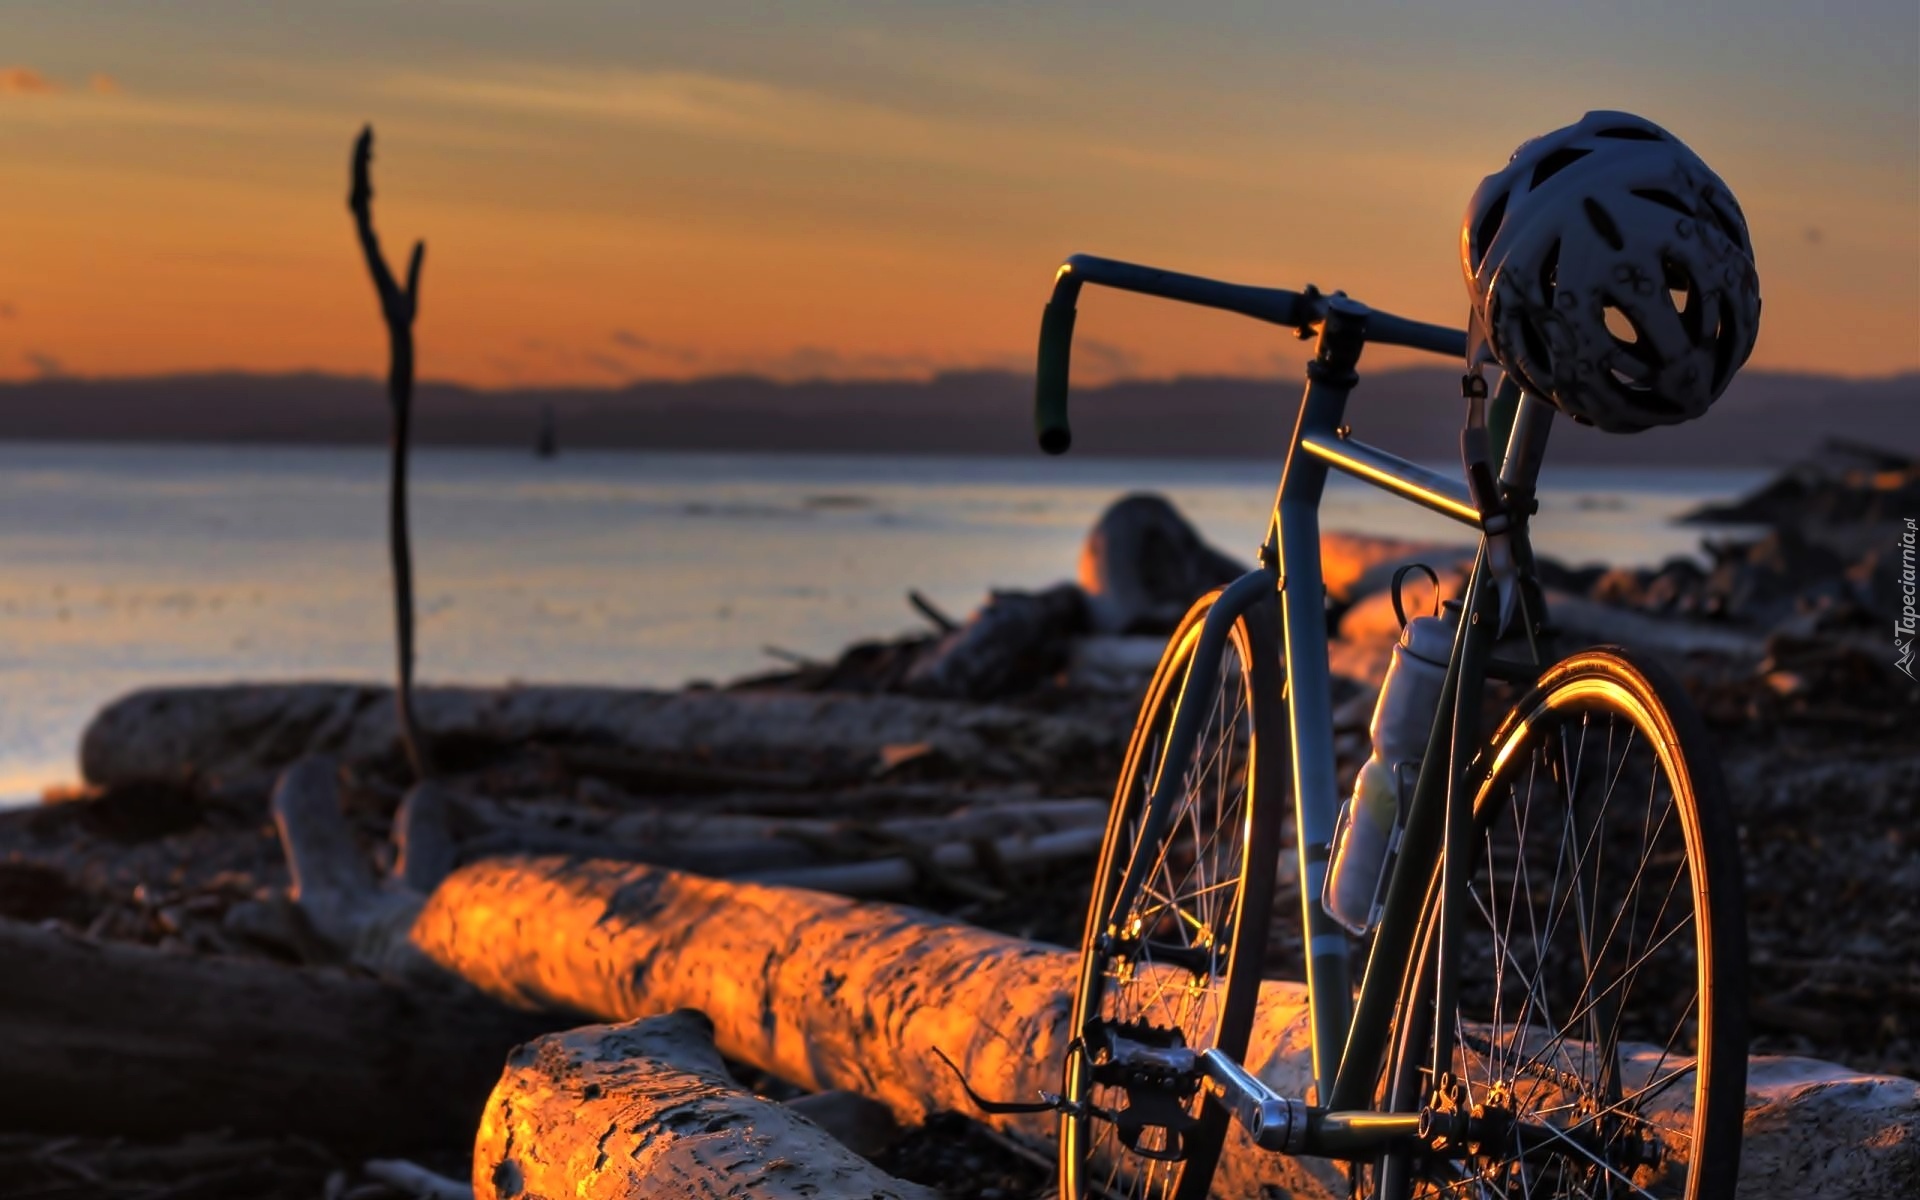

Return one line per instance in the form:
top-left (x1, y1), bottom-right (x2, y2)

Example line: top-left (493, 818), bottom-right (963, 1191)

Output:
top-left (4, 363), bottom-right (1917, 394)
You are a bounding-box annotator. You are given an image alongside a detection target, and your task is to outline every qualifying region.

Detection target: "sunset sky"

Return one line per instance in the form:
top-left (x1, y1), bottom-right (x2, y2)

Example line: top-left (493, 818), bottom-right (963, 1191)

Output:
top-left (3, 1), bottom-right (1915, 387)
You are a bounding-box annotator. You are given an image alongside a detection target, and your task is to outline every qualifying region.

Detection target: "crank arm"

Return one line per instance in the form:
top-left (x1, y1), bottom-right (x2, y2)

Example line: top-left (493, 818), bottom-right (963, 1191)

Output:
top-left (1197, 1049), bottom-right (1310, 1153)
top-left (1198, 1049), bottom-right (1435, 1160)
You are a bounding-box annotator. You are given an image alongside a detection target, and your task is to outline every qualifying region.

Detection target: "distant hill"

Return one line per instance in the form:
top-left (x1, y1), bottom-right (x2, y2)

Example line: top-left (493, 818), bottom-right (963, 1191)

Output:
top-left (0, 367), bottom-right (1912, 466)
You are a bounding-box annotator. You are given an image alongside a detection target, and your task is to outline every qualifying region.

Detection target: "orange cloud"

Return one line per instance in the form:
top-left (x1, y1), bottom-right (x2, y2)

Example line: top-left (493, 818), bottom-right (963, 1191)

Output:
top-left (0, 67), bottom-right (61, 95)
top-left (89, 73), bottom-right (120, 95)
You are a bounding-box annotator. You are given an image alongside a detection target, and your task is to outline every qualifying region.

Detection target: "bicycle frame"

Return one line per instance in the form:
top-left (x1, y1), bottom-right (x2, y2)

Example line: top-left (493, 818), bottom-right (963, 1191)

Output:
top-left (1040, 254), bottom-right (1558, 1160)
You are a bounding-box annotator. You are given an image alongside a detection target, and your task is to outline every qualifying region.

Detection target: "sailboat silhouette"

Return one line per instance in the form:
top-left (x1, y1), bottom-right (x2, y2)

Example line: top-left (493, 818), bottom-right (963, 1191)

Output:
top-left (536, 402), bottom-right (557, 459)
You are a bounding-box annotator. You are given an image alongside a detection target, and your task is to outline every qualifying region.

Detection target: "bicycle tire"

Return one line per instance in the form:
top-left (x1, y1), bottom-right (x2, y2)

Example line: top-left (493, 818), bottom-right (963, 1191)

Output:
top-left (1059, 589), bottom-right (1286, 1200)
top-left (1377, 646), bottom-right (1748, 1199)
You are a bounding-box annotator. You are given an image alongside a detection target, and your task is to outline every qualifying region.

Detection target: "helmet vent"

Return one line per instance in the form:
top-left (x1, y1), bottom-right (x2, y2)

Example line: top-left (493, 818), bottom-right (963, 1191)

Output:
top-left (1663, 256), bottom-right (1702, 340)
top-left (1596, 126), bottom-right (1664, 141)
top-left (1603, 304), bottom-right (1638, 345)
top-left (1583, 199), bottom-right (1625, 251)
top-left (1538, 239), bottom-right (1561, 302)
top-left (1632, 188), bottom-right (1695, 217)
top-left (1530, 147), bottom-right (1591, 190)
top-left (1472, 191), bottom-right (1509, 268)
top-left (1604, 297), bottom-right (1657, 365)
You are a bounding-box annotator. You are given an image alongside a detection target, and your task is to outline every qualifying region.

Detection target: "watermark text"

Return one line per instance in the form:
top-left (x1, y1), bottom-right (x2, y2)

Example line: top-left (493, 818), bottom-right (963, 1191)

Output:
top-left (1897, 516), bottom-right (1916, 680)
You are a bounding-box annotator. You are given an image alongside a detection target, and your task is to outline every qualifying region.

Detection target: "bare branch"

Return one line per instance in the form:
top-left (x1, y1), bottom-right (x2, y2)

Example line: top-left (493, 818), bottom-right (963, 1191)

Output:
top-left (349, 126), bottom-right (405, 319)
top-left (349, 125), bottom-right (372, 215)
top-left (348, 124), bottom-right (433, 782)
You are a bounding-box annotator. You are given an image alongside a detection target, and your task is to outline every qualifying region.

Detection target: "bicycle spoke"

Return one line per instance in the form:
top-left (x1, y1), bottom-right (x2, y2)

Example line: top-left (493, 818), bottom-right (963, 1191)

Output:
top-left (1073, 620), bottom-right (1264, 1200)
top-left (1401, 666), bottom-right (1729, 1200)
top-left (1504, 824), bottom-right (1693, 1103)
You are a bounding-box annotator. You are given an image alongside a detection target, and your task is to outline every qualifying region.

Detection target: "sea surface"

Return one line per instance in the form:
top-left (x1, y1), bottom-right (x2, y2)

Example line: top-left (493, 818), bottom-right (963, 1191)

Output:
top-left (0, 444), bottom-right (1766, 804)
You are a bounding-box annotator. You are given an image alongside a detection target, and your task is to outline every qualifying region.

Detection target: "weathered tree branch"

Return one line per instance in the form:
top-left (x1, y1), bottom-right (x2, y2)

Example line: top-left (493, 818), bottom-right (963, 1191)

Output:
top-left (350, 124), bottom-right (433, 783)
top-left (393, 780), bottom-right (459, 893)
top-left (271, 756), bottom-right (433, 981)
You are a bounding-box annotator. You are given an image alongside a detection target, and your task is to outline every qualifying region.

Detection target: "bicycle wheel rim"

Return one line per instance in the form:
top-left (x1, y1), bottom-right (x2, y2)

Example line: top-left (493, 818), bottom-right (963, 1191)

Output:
top-left (1060, 594), bottom-right (1282, 1200)
top-left (1383, 648), bottom-right (1746, 1200)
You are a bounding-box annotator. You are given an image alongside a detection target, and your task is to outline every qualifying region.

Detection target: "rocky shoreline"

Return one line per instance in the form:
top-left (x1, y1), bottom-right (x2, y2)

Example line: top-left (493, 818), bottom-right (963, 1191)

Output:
top-left (1, 445), bottom-right (1916, 1198)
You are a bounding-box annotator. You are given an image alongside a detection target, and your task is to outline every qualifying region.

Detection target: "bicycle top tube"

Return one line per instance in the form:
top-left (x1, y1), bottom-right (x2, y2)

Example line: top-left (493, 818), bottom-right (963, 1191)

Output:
top-left (1036, 254), bottom-right (1466, 454)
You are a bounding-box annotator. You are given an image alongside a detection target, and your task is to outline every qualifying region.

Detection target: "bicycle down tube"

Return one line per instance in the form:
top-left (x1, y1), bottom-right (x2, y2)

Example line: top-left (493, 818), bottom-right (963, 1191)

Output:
top-left (1039, 252), bottom-right (1550, 1153)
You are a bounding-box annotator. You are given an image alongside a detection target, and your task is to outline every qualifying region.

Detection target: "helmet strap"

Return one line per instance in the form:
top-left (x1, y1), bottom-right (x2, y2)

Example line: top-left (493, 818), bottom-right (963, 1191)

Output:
top-left (1459, 367), bottom-right (1521, 637)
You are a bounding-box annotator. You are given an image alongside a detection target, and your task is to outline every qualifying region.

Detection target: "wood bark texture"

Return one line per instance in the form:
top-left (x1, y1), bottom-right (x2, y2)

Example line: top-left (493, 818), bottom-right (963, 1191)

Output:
top-left (473, 1009), bottom-right (937, 1200)
top-left (81, 684), bottom-right (1116, 790)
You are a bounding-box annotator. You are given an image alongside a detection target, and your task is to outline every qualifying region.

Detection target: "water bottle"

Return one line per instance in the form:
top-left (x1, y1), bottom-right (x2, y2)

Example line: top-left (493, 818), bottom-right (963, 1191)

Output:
top-left (1322, 607), bottom-right (1455, 934)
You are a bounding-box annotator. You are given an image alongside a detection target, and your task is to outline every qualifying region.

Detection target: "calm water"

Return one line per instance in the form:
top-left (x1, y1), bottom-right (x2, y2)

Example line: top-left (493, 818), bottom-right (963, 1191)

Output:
top-left (0, 444), bottom-right (1763, 803)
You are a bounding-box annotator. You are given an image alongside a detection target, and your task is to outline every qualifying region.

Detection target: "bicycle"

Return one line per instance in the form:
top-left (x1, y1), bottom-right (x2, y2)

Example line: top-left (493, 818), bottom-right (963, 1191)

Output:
top-left (1030, 254), bottom-right (1749, 1199)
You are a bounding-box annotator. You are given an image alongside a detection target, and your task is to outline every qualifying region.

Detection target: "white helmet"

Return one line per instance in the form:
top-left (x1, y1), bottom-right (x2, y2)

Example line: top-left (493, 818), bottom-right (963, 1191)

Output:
top-left (1461, 111), bottom-right (1761, 433)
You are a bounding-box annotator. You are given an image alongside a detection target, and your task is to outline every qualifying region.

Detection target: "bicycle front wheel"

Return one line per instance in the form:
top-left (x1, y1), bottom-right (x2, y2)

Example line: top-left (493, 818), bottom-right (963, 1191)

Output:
top-left (1059, 589), bottom-right (1285, 1200)
top-left (1381, 647), bottom-right (1748, 1199)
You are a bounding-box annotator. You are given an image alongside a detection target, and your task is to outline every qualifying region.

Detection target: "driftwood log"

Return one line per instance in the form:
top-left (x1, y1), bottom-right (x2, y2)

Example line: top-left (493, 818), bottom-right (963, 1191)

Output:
top-left (456, 793), bottom-right (1106, 896)
top-left (272, 757), bottom-right (435, 979)
top-left (0, 915), bottom-right (552, 1153)
top-left (757, 522), bottom-right (1476, 700)
top-left (738, 823), bottom-right (1104, 895)
top-left (474, 1009), bottom-right (935, 1200)
top-left (407, 856), bottom-right (1920, 1199)
top-left (1078, 493), bottom-right (1247, 634)
top-left (903, 583), bottom-right (1086, 700)
top-left (394, 780), bottom-right (461, 892)
top-left (1545, 589), bottom-right (1768, 659)
top-left (259, 790), bottom-right (938, 1196)
top-left (272, 751), bottom-right (1111, 925)
top-left (80, 684), bottom-right (1116, 791)
top-left (1332, 576), bottom-right (1765, 689)
top-left (365, 1159), bottom-right (474, 1200)
top-left (1077, 498), bottom-right (1461, 636)
top-left (1063, 634), bottom-right (1167, 693)
top-left (264, 754), bottom-right (1115, 983)
top-left (462, 795), bottom-right (1107, 850)
top-left (1320, 532), bottom-right (1469, 607)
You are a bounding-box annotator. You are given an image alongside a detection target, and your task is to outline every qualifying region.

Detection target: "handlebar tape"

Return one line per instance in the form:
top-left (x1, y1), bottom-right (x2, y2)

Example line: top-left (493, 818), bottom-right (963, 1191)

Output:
top-left (1035, 301), bottom-right (1076, 455)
